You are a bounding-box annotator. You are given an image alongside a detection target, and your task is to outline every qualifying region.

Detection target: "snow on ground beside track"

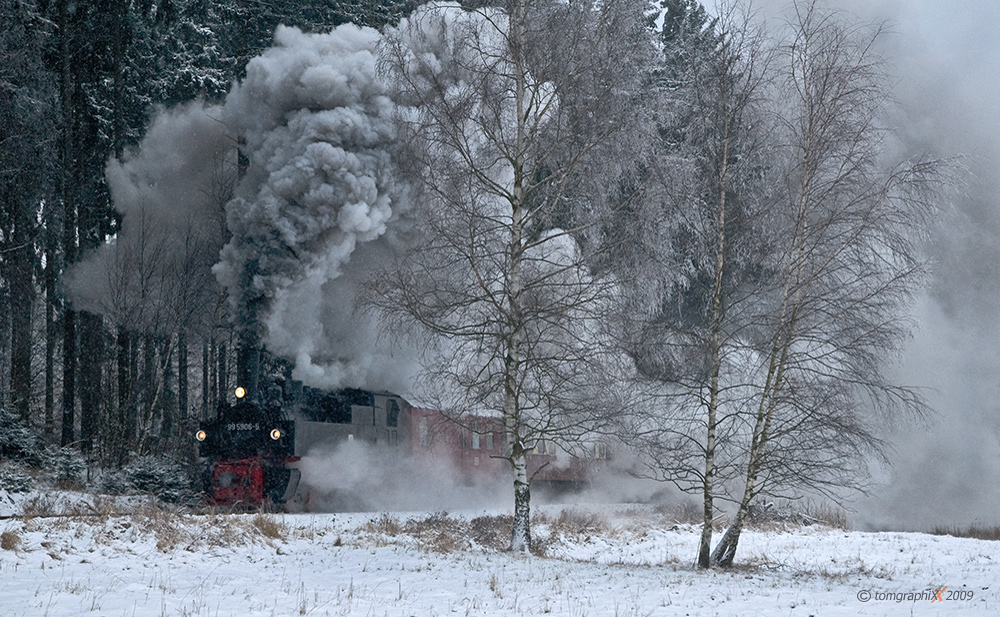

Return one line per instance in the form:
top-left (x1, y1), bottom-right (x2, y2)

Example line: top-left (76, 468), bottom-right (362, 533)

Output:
top-left (0, 489), bottom-right (147, 519)
top-left (0, 500), bottom-right (996, 616)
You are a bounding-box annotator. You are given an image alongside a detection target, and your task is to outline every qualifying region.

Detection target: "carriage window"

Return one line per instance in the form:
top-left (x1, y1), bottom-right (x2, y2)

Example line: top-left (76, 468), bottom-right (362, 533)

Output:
top-left (534, 441), bottom-right (555, 455)
top-left (387, 400), bottom-right (400, 428)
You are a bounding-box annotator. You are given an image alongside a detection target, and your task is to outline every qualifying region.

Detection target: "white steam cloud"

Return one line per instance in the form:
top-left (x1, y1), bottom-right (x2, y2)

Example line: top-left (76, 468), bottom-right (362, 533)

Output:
top-left (295, 440), bottom-right (508, 512)
top-left (72, 6), bottom-right (537, 398)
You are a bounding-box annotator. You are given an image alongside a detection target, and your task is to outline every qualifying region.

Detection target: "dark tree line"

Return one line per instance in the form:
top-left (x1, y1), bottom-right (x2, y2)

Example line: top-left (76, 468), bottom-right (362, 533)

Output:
top-left (0, 0), bottom-right (415, 466)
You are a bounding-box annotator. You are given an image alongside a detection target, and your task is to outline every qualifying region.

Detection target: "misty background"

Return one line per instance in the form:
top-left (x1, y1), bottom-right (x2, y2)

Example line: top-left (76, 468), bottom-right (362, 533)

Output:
top-left (880, 0), bottom-right (1000, 531)
top-left (749, 0), bottom-right (1000, 529)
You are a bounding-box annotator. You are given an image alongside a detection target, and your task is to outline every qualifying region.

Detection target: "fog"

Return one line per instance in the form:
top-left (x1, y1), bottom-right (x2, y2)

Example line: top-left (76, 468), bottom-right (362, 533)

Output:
top-left (742, 0), bottom-right (1000, 529)
top-left (842, 0), bottom-right (1000, 531)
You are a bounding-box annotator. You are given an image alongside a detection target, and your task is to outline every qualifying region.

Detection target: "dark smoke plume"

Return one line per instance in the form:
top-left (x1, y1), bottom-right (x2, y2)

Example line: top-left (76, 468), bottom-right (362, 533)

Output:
top-left (213, 24), bottom-right (417, 394)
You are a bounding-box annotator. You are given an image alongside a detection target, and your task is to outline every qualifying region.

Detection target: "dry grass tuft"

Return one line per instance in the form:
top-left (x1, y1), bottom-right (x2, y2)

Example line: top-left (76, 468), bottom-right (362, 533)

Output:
top-left (20, 494), bottom-right (56, 520)
top-left (653, 501), bottom-right (704, 526)
top-left (403, 514), bottom-right (464, 553)
top-left (3, 501), bottom-right (339, 557)
top-left (129, 503), bottom-right (185, 552)
top-left (1, 529), bottom-right (21, 551)
top-left (359, 513), bottom-right (516, 554)
top-left (126, 505), bottom-right (295, 550)
top-left (745, 501), bottom-right (848, 531)
top-left (357, 509), bottom-right (621, 556)
top-left (719, 554), bottom-right (785, 574)
top-left (252, 513), bottom-right (288, 540)
top-left (469, 514), bottom-right (512, 551)
top-left (365, 512), bottom-right (402, 537)
top-left (931, 524), bottom-right (1000, 541)
top-left (531, 509), bottom-right (611, 557)
top-left (802, 503), bottom-right (849, 530)
top-left (537, 509), bottom-right (609, 536)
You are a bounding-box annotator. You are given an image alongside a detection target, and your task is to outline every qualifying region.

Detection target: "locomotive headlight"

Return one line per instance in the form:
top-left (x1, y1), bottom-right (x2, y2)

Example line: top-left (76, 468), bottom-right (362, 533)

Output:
top-left (270, 428), bottom-right (282, 440)
top-left (195, 430), bottom-right (207, 442)
top-left (234, 386), bottom-right (246, 399)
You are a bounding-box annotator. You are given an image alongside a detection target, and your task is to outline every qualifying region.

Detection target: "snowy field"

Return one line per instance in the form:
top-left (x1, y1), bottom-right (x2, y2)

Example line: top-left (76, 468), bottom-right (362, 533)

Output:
top-left (0, 491), bottom-right (996, 617)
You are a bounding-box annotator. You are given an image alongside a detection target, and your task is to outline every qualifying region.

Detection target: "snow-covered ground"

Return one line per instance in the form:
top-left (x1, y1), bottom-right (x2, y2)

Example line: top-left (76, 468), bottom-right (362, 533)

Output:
top-left (0, 491), bottom-right (995, 616)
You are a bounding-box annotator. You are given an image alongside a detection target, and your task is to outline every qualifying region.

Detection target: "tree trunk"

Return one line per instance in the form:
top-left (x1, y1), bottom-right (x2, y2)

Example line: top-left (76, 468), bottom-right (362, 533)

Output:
top-left (159, 336), bottom-right (177, 446)
top-left (141, 334), bottom-right (155, 446)
top-left (699, 116), bottom-right (733, 569)
top-left (9, 200), bottom-right (34, 422)
top-left (136, 335), bottom-right (177, 454)
top-left (201, 340), bottom-right (209, 419)
top-left (79, 311), bottom-right (104, 452)
top-left (45, 209), bottom-right (58, 437)
top-left (61, 307), bottom-right (76, 446)
top-left (710, 505), bottom-right (747, 567)
top-left (699, 360), bottom-right (719, 568)
top-left (105, 325), bottom-right (130, 465)
top-left (127, 332), bottom-right (139, 445)
top-left (711, 304), bottom-right (797, 567)
top-left (58, 0), bottom-right (77, 448)
top-left (217, 341), bottom-right (228, 405)
top-left (117, 325), bottom-right (130, 431)
top-left (504, 0), bottom-right (532, 554)
top-left (8, 263), bottom-right (32, 424)
top-left (0, 291), bottom-right (7, 405)
top-left (209, 337), bottom-right (217, 412)
top-left (511, 445), bottom-right (531, 552)
top-left (178, 330), bottom-right (188, 423)
top-left (110, 0), bottom-right (125, 160)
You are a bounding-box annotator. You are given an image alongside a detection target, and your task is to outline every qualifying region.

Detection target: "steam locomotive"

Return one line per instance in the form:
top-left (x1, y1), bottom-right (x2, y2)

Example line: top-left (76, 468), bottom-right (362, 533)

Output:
top-left (195, 380), bottom-right (605, 509)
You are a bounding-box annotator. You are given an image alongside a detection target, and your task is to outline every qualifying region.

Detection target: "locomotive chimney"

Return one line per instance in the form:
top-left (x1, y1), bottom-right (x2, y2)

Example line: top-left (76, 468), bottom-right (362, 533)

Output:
top-left (235, 253), bottom-right (266, 403)
top-left (237, 346), bottom-right (261, 403)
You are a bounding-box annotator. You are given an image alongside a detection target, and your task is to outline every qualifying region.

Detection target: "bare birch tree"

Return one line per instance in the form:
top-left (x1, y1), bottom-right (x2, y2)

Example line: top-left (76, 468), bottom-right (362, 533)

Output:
top-left (706, 0), bottom-right (950, 567)
top-left (617, 0), bottom-right (950, 568)
top-left (617, 1), bottom-right (777, 569)
top-left (375, 0), bottom-right (652, 552)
